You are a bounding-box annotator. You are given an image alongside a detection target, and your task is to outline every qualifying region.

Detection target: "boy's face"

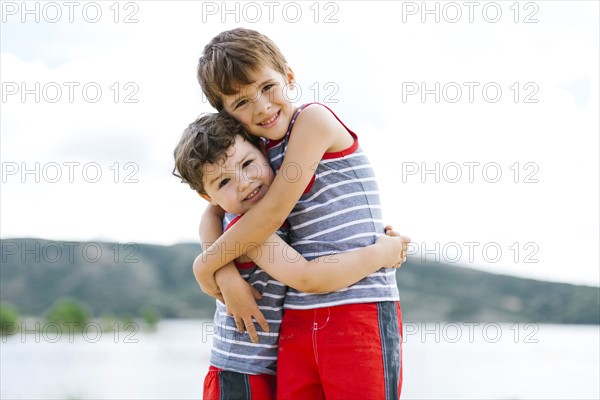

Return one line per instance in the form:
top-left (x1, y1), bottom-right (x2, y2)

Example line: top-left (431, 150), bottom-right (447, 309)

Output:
top-left (222, 65), bottom-right (296, 142)
top-left (200, 135), bottom-right (274, 215)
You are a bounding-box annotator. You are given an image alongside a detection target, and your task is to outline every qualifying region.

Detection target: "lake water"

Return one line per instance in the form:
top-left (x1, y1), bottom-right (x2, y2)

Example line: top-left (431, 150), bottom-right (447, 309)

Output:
top-left (1, 320), bottom-right (598, 399)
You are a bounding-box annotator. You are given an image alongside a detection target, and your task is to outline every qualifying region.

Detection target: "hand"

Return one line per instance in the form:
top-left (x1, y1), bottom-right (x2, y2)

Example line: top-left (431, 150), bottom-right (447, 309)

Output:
top-left (380, 225), bottom-right (411, 268)
top-left (192, 254), bottom-right (224, 302)
top-left (220, 277), bottom-right (270, 344)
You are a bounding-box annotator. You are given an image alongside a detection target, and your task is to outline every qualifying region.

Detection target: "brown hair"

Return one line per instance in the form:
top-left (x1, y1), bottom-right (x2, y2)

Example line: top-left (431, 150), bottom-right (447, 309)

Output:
top-left (198, 28), bottom-right (288, 111)
top-left (173, 112), bottom-right (261, 194)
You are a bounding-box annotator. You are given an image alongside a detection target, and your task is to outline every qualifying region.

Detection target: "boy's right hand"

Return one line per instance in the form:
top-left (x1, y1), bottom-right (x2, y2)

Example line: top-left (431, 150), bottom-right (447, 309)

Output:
top-left (377, 225), bottom-right (411, 268)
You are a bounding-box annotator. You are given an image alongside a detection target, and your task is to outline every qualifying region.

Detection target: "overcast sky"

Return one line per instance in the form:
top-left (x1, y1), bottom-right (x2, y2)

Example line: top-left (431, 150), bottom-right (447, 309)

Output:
top-left (1, 1), bottom-right (598, 286)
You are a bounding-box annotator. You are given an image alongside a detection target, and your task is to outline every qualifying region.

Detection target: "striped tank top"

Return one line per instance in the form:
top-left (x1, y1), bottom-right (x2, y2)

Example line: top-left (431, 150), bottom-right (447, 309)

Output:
top-left (266, 103), bottom-right (399, 310)
top-left (209, 213), bottom-right (288, 375)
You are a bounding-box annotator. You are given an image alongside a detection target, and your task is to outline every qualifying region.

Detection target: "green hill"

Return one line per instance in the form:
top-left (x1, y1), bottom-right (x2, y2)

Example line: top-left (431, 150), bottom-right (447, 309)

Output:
top-left (1, 238), bottom-right (598, 323)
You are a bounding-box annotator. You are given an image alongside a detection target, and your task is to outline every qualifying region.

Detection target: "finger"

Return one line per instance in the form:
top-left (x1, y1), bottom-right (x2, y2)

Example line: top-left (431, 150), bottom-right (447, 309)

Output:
top-left (245, 319), bottom-right (259, 343)
top-left (386, 230), bottom-right (400, 237)
top-left (250, 286), bottom-right (263, 300)
top-left (234, 317), bottom-right (245, 333)
top-left (254, 312), bottom-right (270, 333)
top-left (384, 224), bottom-right (394, 233)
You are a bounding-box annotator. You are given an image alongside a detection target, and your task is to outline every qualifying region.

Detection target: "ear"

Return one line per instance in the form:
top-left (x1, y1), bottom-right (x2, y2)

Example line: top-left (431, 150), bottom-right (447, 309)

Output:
top-left (285, 65), bottom-right (296, 87)
top-left (198, 191), bottom-right (218, 206)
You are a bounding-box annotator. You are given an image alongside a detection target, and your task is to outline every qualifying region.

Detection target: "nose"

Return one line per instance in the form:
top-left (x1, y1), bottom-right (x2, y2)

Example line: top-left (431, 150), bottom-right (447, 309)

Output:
top-left (255, 91), bottom-right (272, 115)
top-left (237, 173), bottom-right (251, 192)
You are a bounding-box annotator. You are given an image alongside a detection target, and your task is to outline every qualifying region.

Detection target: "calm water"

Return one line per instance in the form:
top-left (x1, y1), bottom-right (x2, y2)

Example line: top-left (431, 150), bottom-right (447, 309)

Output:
top-left (1, 320), bottom-right (598, 399)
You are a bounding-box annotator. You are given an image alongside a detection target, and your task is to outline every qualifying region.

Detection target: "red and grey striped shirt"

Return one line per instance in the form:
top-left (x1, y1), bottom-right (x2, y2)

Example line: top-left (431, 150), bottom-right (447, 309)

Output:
top-left (266, 103), bottom-right (400, 310)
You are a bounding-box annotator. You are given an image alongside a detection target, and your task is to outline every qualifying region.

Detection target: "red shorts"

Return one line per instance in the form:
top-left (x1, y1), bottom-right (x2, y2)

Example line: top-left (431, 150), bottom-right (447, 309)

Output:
top-left (203, 366), bottom-right (276, 400)
top-left (277, 301), bottom-right (403, 400)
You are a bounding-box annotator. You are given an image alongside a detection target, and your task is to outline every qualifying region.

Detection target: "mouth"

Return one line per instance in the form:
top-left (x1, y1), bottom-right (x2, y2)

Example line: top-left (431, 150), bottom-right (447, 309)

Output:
top-left (244, 186), bottom-right (262, 201)
top-left (258, 111), bottom-right (280, 127)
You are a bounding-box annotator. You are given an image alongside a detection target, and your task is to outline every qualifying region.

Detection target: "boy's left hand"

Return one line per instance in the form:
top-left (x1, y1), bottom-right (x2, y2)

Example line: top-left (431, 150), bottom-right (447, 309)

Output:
top-left (383, 224), bottom-right (410, 268)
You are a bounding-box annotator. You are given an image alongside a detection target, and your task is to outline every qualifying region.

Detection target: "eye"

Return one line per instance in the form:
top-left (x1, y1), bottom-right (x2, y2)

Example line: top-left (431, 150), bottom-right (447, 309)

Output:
top-left (262, 83), bottom-right (276, 92)
top-left (234, 99), bottom-right (248, 110)
top-left (218, 178), bottom-right (230, 188)
top-left (242, 160), bottom-right (253, 168)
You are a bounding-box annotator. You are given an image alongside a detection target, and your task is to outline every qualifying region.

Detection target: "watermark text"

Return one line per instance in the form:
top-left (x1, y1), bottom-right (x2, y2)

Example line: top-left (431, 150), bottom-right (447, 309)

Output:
top-left (1, 321), bottom-right (139, 343)
top-left (1, 241), bottom-right (140, 264)
top-left (2, 162), bottom-right (140, 184)
top-left (1, 1), bottom-right (140, 23)
top-left (200, 1), bottom-right (340, 23)
top-left (2, 82), bottom-right (139, 104)
top-left (401, 2), bottom-right (539, 24)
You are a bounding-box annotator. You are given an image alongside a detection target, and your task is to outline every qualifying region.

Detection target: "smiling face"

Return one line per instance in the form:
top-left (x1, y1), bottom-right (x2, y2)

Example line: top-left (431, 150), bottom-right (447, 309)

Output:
top-left (222, 65), bottom-right (296, 141)
top-left (200, 135), bottom-right (275, 215)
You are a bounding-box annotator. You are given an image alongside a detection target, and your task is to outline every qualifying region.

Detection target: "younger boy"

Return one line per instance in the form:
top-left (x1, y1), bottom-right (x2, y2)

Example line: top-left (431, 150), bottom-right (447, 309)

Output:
top-left (173, 112), bottom-right (407, 399)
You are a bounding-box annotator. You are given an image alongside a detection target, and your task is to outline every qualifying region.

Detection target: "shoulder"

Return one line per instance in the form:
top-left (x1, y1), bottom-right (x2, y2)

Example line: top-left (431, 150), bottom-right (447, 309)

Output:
top-left (294, 103), bottom-right (339, 129)
top-left (291, 103), bottom-right (348, 144)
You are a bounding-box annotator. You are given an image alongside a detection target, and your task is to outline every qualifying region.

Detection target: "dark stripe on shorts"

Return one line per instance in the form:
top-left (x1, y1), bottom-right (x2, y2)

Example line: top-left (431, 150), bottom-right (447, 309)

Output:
top-left (219, 370), bottom-right (251, 400)
top-left (377, 301), bottom-right (401, 400)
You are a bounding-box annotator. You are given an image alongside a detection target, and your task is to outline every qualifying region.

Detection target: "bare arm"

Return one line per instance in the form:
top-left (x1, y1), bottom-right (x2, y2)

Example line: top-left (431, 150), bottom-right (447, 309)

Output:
top-left (244, 230), bottom-right (410, 293)
top-left (197, 105), bottom-right (350, 276)
top-left (194, 205), bottom-right (268, 343)
top-left (193, 205), bottom-right (226, 300)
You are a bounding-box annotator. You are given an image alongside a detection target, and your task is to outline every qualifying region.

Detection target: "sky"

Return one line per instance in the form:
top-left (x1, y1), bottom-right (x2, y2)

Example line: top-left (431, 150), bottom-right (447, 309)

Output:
top-left (1, 1), bottom-right (598, 286)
